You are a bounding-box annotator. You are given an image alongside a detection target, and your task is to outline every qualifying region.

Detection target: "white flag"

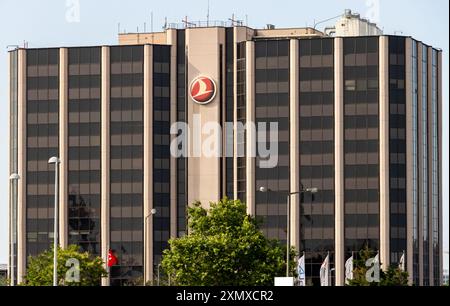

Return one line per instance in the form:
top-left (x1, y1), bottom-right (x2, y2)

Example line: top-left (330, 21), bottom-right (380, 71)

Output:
top-left (374, 253), bottom-right (379, 264)
top-left (297, 254), bottom-right (306, 286)
top-left (345, 255), bottom-right (353, 284)
top-left (399, 252), bottom-right (405, 272)
top-left (320, 254), bottom-right (329, 286)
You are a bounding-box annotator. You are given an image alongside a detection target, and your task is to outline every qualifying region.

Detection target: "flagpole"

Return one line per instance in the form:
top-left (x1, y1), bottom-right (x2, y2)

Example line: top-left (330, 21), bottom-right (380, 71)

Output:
top-left (327, 251), bottom-right (330, 286)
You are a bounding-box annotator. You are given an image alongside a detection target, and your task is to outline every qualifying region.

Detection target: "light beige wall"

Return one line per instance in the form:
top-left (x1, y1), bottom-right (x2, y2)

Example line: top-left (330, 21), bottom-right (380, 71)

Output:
top-left (143, 45), bottom-right (154, 283)
top-left (17, 49), bottom-right (27, 283)
top-left (7, 51), bottom-right (12, 281)
top-left (100, 46), bottom-right (110, 286)
top-left (186, 27), bottom-right (224, 208)
top-left (59, 48), bottom-right (68, 248)
top-left (255, 28), bottom-right (324, 38)
top-left (119, 32), bottom-right (167, 45)
top-left (245, 41), bottom-right (255, 215)
top-left (334, 37), bottom-right (345, 286)
top-left (167, 30), bottom-right (178, 238)
top-left (404, 38), bottom-right (414, 285)
top-left (379, 36), bottom-right (390, 270)
top-left (289, 39), bottom-right (300, 251)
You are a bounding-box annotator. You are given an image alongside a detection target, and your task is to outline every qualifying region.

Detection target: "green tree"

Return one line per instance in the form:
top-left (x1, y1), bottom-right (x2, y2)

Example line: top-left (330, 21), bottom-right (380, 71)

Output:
top-left (0, 276), bottom-right (7, 286)
top-left (24, 245), bottom-right (107, 286)
top-left (348, 245), bottom-right (408, 286)
top-left (161, 198), bottom-right (296, 286)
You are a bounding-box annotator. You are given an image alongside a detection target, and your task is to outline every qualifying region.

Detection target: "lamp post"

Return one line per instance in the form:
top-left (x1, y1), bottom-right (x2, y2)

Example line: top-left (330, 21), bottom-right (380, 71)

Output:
top-left (48, 156), bottom-right (60, 286)
top-left (143, 208), bottom-right (157, 286)
top-left (9, 173), bottom-right (20, 286)
top-left (259, 186), bottom-right (318, 277)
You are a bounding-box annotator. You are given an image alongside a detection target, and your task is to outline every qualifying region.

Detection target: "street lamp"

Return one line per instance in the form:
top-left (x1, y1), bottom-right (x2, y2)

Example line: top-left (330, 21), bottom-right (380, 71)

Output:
top-left (143, 208), bottom-right (157, 286)
top-left (48, 156), bottom-right (60, 286)
top-left (9, 173), bottom-right (20, 286)
top-left (258, 186), bottom-right (318, 277)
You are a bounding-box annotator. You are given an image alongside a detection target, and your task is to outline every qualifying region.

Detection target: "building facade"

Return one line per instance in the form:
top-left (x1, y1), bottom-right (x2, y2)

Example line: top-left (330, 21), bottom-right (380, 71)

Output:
top-left (9, 18), bottom-right (443, 286)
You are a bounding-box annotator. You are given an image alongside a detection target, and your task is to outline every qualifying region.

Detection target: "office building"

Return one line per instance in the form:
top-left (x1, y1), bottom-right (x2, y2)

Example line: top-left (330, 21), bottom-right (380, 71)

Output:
top-left (9, 10), bottom-right (443, 285)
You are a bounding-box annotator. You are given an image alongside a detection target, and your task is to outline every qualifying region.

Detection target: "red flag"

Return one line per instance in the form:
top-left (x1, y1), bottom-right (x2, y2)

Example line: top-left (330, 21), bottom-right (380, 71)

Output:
top-left (107, 249), bottom-right (118, 267)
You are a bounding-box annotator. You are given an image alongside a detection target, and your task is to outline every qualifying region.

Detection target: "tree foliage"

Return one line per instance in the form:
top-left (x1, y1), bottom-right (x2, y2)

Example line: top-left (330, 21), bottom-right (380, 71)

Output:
top-left (162, 198), bottom-right (296, 286)
top-left (24, 245), bottom-right (107, 286)
top-left (348, 245), bottom-right (408, 286)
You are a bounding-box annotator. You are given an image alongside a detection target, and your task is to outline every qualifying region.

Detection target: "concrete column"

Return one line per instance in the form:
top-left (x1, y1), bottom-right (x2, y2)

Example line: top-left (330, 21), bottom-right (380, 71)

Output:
top-left (245, 41), bottom-right (255, 216)
top-left (417, 43), bottom-right (424, 286)
top-left (427, 47), bottom-right (433, 286)
top-left (100, 46), bottom-right (110, 286)
top-left (59, 48), bottom-right (68, 248)
top-left (438, 51), bottom-right (445, 285)
top-left (379, 36), bottom-right (390, 270)
top-left (437, 50), bottom-right (443, 286)
top-left (334, 37), bottom-right (345, 286)
top-left (404, 38), bottom-right (414, 285)
top-left (289, 39), bottom-right (300, 251)
top-left (17, 49), bottom-right (27, 284)
top-left (167, 30), bottom-right (178, 238)
top-left (143, 45), bottom-right (154, 284)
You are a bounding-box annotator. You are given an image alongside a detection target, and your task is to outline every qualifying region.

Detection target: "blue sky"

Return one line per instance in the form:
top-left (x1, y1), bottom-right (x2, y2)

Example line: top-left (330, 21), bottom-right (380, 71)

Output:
top-left (0, 0), bottom-right (448, 270)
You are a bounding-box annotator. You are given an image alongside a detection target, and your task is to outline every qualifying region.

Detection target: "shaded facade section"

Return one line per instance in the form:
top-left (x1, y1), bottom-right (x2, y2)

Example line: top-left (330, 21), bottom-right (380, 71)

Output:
top-left (343, 37), bottom-right (380, 253)
top-left (67, 47), bottom-right (101, 255)
top-left (388, 37), bottom-right (407, 265)
top-left (152, 45), bottom-right (172, 266)
top-left (254, 40), bottom-right (290, 242)
top-left (25, 49), bottom-right (59, 258)
top-left (298, 38), bottom-right (335, 286)
top-left (109, 46), bottom-right (144, 285)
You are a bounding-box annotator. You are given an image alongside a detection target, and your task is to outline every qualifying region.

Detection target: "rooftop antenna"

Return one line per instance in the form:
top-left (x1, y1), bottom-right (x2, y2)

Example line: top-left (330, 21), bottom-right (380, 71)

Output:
top-left (151, 11), bottom-right (154, 32)
top-left (182, 16), bottom-right (196, 28)
top-left (207, 0), bottom-right (210, 27)
top-left (118, 22), bottom-right (121, 34)
top-left (163, 17), bottom-right (167, 30)
top-left (151, 11), bottom-right (154, 43)
top-left (228, 13), bottom-right (236, 26)
top-left (245, 14), bottom-right (248, 26)
top-left (144, 22), bottom-right (146, 32)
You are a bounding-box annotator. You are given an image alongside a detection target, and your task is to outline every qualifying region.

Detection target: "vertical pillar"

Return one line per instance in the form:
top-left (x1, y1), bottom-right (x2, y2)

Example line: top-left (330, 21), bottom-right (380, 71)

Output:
top-left (59, 48), bottom-right (68, 248)
top-left (167, 30), bottom-right (178, 238)
top-left (334, 37), bottom-right (345, 286)
top-left (289, 39), bottom-right (300, 251)
top-left (17, 49), bottom-right (27, 284)
top-left (379, 36), bottom-right (390, 270)
top-left (427, 47), bottom-right (433, 286)
top-left (100, 46), bottom-right (110, 286)
top-left (245, 41), bottom-right (255, 216)
top-left (143, 45), bottom-right (154, 284)
top-left (405, 37), bottom-right (414, 285)
top-left (437, 50), bottom-right (443, 286)
top-left (417, 43), bottom-right (424, 286)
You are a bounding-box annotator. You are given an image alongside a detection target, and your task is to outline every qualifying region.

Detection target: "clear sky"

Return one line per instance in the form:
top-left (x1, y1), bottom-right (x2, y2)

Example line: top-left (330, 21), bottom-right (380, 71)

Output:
top-left (0, 0), bottom-right (448, 270)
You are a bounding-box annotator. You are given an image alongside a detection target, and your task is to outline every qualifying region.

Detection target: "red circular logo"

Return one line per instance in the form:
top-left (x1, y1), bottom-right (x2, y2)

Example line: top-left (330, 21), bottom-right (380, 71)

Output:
top-left (190, 76), bottom-right (216, 105)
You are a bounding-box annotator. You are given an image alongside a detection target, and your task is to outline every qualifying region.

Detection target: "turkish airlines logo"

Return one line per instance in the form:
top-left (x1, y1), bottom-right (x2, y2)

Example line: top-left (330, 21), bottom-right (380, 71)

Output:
top-left (189, 76), bottom-right (216, 105)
